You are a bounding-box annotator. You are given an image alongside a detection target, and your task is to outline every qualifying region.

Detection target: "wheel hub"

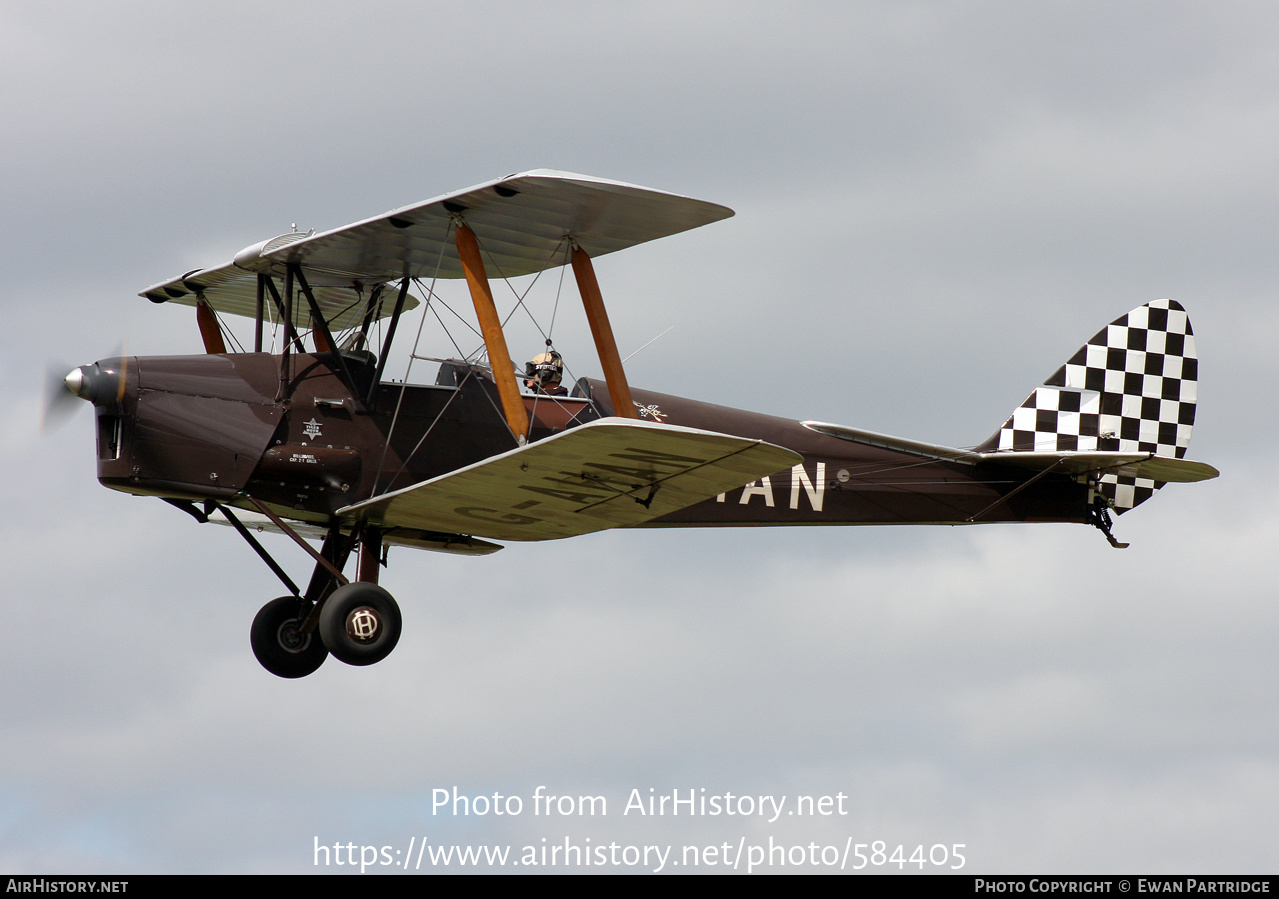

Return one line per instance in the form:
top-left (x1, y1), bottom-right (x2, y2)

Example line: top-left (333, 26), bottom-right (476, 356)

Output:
top-left (345, 606), bottom-right (381, 643)
top-left (276, 619), bottom-right (311, 654)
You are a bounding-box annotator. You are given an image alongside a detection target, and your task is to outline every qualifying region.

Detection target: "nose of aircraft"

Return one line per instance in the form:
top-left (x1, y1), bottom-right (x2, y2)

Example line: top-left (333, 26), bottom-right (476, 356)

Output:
top-left (65, 360), bottom-right (127, 407)
top-left (64, 367), bottom-right (86, 397)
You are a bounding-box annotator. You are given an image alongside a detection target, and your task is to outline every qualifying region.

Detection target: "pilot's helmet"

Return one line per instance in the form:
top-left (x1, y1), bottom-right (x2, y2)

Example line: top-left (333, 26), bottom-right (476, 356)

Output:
top-left (525, 351), bottom-right (563, 389)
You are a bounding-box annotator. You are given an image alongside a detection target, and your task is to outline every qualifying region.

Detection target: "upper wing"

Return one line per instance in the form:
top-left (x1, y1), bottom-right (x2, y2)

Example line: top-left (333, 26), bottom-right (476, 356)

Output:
top-left (802, 421), bottom-right (1218, 483)
top-left (142, 170), bottom-right (734, 318)
top-left (139, 242), bottom-right (422, 330)
top-left (339, 418), bottom-right (801, 542)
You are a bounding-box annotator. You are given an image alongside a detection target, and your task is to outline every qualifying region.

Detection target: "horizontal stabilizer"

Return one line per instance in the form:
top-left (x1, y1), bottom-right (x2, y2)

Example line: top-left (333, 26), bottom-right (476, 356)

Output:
top-left (802, 420), bottom-right (1217, 483)
top-left (339, 418), bottom-right (801, 542)
top-left (975, 451), bottom-right (1218, 482)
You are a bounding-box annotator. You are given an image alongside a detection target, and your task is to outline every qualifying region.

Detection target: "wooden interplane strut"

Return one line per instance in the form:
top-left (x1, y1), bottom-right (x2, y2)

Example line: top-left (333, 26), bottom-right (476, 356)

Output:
top-left (195, 299), bottom-right (227, 355)
top-left (571, 245), bottom-right (637, 419)
top-left (455, 222), bottom-right (530, 440)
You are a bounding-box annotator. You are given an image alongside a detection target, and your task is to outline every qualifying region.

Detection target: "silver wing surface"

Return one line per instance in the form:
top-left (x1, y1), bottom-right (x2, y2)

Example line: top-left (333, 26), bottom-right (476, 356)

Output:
top-left (141, 170), bottom-right (733, 324)
top-left (139, 240), bottom-right (421, 330)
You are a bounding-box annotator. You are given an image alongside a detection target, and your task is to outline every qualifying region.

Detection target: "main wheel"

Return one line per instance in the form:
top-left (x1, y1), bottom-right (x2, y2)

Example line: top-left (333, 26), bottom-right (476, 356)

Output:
top-left (318, 582), bottom-right (402, 667)
top-left (251, 596), bottom-right (328, 678)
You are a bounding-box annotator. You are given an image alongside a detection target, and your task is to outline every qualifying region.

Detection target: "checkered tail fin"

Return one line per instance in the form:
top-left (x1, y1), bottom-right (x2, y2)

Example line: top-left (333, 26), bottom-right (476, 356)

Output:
top-left (976, 299), bottom-right (1198, 513)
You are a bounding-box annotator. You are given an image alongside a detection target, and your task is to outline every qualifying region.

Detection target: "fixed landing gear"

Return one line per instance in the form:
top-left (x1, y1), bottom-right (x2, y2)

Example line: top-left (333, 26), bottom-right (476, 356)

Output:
top-left (1088, 494), bottom-right (1130, 549)
top-left (318, 582), bottom-right (402, 666)
top-left (251, 596), bottom-right (328, 678)
top-left (250, 586), bottom-right (402, 677)
top-left (223, 505), bottom-right (401, 678)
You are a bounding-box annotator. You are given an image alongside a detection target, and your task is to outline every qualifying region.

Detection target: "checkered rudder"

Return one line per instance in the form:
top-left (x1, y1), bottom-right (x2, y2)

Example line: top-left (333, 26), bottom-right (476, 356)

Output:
top-left (979, 300), bottom-right (1198, 513)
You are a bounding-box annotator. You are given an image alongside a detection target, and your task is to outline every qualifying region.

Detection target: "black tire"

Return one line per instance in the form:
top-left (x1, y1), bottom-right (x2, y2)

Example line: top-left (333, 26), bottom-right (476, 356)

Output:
top-left (250, 596), bottom-right (327, 678)
top-left (318, 582), bottom-right (402, 667)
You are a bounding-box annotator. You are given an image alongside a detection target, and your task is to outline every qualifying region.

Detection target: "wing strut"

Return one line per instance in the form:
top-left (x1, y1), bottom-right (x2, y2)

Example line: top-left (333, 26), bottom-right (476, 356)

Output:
top-left (368, 278), bottom-right (411, 409)
top-left (254, 274), bottom-right (265, 352)
top-left (290, 262), bottom-right (363, 410)
top-left (571, 243), bottom-right (638, 419)
top-left (455, 221), bottom-right (531, 441)
top-left (195, 297), bottom-right (227, 354)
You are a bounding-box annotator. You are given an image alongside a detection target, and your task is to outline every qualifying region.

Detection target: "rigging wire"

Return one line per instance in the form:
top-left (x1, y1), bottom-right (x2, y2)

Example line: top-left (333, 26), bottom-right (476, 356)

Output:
top-left (622, 325), bottom-right (675, 364)
top-left (547, 241), bottom-right (571, 340)
top-left (368, 222), bottom-right (623, 491)
top-left (482, 237), bottom-right (585, 393)
top-left (371, 217), bottom-right (537, 491)
top-left (485, 236), bottom-right (567, 340)
top-left (210, 306), bottom-right (247, 354)
top-left (423, 290), bottom-right (484, 344)
top-left (372, 230), bottom-right (453, 492)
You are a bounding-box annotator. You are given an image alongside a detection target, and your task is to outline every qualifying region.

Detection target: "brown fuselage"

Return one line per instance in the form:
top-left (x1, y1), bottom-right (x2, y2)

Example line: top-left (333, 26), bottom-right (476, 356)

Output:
top-left (92, 352), bottom-right (1089, 537)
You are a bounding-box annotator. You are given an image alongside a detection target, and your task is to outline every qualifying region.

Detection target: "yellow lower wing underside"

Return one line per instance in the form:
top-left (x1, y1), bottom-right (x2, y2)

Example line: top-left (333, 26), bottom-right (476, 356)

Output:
top-left (339, 418), bottom-right (802, 542)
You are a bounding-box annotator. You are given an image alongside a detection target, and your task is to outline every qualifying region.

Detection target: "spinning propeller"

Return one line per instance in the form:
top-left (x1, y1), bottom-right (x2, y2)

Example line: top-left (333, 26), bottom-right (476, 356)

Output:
top-left (43, 343), bottom-right (129, 431)
top-left (41, 361), bottom-right (84, 432)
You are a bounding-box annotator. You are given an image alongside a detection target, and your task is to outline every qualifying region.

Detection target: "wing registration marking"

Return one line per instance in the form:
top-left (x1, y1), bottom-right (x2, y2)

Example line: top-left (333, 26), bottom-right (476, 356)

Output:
top-left (337, 419), bottom-right (800, 542)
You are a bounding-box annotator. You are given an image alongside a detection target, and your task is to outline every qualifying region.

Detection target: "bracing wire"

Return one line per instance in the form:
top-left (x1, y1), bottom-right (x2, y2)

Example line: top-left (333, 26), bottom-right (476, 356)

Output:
top-left (370, 223), bottom-right (603, 491)
top-left (372, 227), bottom-right (453, 491)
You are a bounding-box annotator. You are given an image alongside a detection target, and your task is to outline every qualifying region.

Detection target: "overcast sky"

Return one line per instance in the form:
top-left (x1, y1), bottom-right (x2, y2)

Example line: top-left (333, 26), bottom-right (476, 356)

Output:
top-left (3, 1), bottom-right (1277, 874)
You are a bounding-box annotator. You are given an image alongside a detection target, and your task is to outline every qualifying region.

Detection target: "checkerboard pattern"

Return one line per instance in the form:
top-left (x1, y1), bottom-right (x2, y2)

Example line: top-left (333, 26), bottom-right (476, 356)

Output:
top-left (983, 300), bottom-right (1197, 512)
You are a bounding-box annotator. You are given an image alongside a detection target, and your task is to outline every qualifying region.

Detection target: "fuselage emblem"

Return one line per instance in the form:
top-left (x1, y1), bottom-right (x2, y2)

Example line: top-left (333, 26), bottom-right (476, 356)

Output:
top-left (634, 402), bottom-right (668, 422)
top-left (303, 418), bottom-right (323, 439)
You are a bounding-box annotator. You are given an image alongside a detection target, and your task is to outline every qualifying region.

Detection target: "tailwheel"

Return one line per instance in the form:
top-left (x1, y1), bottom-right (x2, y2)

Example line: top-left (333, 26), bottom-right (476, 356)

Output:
top-left (251, 596), bottom-right (328, 678)
top-left (318, 582), bottom-right (402, 667)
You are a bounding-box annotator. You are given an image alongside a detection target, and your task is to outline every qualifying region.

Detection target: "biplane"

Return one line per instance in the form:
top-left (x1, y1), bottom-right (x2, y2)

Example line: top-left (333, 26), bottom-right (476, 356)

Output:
top-left (59, 170), bottom-right (1218, 678)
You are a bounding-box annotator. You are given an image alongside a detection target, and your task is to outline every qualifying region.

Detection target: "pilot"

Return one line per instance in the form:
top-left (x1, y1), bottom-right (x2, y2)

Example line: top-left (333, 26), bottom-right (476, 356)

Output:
top-left (524, 350), bottom-right (568, 396)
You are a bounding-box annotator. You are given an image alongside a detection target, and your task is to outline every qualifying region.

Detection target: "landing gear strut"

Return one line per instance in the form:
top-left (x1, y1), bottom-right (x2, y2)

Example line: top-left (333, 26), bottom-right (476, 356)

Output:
top-left (219, 504), bottom-right (400, 678)
top-left (1088, 495), bottom-right (1130, 549)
